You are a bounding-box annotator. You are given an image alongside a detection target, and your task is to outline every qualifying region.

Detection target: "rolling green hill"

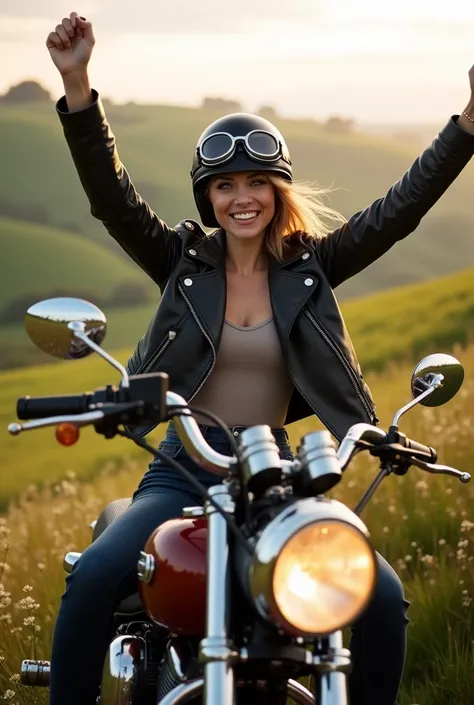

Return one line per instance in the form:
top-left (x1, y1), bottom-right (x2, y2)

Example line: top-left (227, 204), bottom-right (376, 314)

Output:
top-left (1, 264), bottom-right (473, 509)
top-left (0, 101), bottom-right (473, 300)
top-left (0, 217), bottom-right (148, 304)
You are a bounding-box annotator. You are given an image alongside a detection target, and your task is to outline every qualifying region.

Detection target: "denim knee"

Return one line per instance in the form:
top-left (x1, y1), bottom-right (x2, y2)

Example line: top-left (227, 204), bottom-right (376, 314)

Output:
top-left (62, 541), bottom-right (121, 609)
top-left (362, 553), bottom-right (409, 625)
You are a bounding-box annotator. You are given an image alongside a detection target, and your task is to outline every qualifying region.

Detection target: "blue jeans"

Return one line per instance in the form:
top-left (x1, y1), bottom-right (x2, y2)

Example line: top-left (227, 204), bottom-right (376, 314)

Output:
top-left (49, 423), bottom-right (409, 705)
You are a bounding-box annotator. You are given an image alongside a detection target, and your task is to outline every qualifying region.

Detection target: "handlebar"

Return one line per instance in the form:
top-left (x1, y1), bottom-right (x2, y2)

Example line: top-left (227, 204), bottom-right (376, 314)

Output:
top-left (8, 386), bottom-right (471, 484)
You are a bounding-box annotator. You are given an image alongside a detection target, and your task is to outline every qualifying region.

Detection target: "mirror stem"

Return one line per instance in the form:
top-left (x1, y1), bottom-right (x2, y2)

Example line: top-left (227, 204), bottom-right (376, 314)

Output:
top-left (391, 375), bottom-right (443, 428)
top-left (69, 323), bottom-right (130, 389)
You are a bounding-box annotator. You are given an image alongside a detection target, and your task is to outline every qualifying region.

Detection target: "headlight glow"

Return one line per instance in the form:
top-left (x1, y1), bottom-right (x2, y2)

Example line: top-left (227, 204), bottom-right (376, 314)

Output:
top-left (246, 498), bottom-right (378, 636)
top-left (273, 520), bottom-right (376, 634)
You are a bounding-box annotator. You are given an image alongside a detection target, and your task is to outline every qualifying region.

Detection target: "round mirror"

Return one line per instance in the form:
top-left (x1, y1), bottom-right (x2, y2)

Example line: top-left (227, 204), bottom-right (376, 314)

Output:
top-left (411, 353), bottom-right (464, 407)
top-left (25, 298), bottom-right (107, 360)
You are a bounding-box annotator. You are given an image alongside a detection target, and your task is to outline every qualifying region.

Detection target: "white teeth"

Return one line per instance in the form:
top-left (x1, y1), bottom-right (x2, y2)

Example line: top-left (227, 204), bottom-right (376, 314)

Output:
top-left (233, 212), bottom-right (258, 220)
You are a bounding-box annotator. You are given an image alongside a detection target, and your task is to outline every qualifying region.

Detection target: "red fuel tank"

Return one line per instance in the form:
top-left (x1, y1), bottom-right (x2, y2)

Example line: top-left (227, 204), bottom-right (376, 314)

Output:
top-left (138, 516), bottom-right (207, 635)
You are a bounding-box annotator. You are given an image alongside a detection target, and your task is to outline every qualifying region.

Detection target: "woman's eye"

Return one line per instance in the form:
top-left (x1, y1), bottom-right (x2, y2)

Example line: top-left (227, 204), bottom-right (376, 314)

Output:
top-left (252, 179), bottom-right (266, 186)
top-left (217, 182), bottom-right (231, 189)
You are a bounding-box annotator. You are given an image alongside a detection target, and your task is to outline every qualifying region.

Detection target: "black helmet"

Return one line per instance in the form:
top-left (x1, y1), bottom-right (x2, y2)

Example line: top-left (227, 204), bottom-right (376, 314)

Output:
top-left (191, 112), bottom-right (292, 228)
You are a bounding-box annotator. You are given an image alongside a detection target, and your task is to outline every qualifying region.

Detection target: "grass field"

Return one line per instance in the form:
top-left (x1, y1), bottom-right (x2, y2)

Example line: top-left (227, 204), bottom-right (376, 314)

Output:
top-left (0, 100), bottom-right (473, 301)
top-left (0, 347), bottom-right (473, 703)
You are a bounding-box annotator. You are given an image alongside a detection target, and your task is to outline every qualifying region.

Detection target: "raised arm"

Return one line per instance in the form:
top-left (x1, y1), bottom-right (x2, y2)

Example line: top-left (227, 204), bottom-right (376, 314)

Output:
top-left (315, 68), bottom-right (474, 290)
top-left (47, 12), bottom-right (180, 288)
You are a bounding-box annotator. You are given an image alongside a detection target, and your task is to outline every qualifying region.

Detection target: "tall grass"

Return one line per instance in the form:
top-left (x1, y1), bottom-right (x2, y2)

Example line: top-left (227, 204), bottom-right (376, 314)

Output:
top-left (1, 346), bottom-right (474, 703)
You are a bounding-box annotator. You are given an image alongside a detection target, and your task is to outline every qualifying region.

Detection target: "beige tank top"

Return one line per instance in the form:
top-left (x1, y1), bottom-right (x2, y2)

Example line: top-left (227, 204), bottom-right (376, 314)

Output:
top-left (192, 317), bottom-right (294, 428)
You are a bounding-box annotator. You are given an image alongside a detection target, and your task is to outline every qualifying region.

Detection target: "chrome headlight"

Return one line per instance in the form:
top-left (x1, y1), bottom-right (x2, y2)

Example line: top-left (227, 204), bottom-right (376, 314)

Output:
top-left (247, 498), bottom-right (377, 636)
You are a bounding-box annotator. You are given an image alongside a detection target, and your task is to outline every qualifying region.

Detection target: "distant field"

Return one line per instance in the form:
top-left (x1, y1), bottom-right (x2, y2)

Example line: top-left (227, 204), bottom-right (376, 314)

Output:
top-left (0, 101), bottom-right (473, 299)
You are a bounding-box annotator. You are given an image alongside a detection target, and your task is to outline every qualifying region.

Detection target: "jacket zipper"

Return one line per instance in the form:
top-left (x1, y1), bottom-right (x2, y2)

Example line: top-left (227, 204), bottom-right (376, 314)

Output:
top-left (303, 308), bottom-right (375, 421)
top-left (133, 330), bottom-right (177, 375)
top-left (177, 281), bottom-right (217, 401)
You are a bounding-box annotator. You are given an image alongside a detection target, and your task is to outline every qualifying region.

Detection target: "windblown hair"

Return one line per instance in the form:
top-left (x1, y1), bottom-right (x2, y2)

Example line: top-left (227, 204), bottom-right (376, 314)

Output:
top-left (265, 174), bottom-right (347, 260)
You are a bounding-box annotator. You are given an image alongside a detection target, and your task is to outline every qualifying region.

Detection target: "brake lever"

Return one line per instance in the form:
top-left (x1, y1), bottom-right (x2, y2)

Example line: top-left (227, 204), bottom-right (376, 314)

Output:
top-left (8, 410), bottom-right (106, 435)
top-left (411, 457), bottom-right (471, 483)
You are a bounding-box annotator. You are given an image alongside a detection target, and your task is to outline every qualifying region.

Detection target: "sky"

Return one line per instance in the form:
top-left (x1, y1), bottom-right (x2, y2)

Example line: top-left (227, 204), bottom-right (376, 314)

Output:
top-left (1, 0), bottom-right (474, 123)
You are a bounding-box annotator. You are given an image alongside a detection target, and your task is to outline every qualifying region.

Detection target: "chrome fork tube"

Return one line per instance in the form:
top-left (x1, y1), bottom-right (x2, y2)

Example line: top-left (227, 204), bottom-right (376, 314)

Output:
top-left (199, 484), bottom-right (237, 705)
top-left (316, 631), bottom-right (351, 705)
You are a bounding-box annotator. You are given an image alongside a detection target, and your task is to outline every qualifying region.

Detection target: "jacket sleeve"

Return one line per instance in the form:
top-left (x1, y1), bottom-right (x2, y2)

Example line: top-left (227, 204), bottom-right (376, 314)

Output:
top-left (315, 116), bottom-right (474, 289)
top-left (56, 90), bottom-right (180, 288)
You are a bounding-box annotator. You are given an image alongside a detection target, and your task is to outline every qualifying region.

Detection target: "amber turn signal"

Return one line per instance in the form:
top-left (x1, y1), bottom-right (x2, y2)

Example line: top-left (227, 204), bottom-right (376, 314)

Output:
top-left (55, 423), bottom-right (80, 446)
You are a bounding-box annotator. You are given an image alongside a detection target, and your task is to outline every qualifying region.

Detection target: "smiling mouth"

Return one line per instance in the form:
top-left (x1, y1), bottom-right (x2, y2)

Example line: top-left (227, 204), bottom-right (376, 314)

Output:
top-left (230, 211), bottom-right (261, 222)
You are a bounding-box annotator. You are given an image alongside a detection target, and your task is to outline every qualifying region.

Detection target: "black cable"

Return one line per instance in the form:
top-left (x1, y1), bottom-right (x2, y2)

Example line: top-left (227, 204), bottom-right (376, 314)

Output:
top-left (167, 405), bottom-right (253, 530)
top-left (117, 427), bottom-right (254, 556)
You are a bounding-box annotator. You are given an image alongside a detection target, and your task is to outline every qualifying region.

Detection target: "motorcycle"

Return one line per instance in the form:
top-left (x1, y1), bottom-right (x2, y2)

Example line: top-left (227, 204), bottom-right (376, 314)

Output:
top-left (8, 297), bottom-right (471, 705)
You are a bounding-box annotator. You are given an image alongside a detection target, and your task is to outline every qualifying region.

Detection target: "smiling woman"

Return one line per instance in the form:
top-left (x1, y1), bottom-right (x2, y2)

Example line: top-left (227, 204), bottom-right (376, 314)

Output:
top-left (42, 10), bottom-right (474, 705)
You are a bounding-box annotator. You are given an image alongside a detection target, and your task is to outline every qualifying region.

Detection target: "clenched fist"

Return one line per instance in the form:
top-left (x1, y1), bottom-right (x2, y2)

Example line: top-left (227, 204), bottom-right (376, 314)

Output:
top-left (46, 12), bottom-right (95, 76)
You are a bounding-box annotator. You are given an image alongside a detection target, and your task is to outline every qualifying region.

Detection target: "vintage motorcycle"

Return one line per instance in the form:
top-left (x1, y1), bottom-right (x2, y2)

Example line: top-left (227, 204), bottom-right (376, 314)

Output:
top-left (8, 297), bottom-right (471, 705)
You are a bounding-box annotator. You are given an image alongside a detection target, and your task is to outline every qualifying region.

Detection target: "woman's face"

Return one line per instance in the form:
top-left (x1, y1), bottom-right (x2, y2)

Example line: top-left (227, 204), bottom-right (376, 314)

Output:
top-left (207, 171), bottom-right (276, 241)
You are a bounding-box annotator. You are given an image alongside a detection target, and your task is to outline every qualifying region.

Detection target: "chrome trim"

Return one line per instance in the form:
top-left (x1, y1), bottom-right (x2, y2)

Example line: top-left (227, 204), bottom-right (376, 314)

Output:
top-left (298, 430), bottom-right (341, 494)
top-left (315, 632), bottom-right (351, 705)
top-left (287, 679), bottom-right (315, 704)
top-left (410, 353), bottom-right (464, 407)
top-left (238, 426), bottom-right (283, 494)
top-left (336, 424), bottom-right (387, 470)
top-left (167, 391), bottom-right (236, 475)
top-left (63, 551), bottom-right (81, 574)
top-left (158, 678), bottom-right (314, 704)
top-left (100, 635), bottom-right (145, 704)
top-left (392, 381), bottom-right (440, 427)
top-left (411, 457), bottom-right (471, 483)
top-left (69, 322), bottom-right (130, 389)
top-left (8, 410), bottom-right (105, 435)
top-left (182, 506), bottom-right (206, 517)
top-left (20, 659), bottom-right (50, 687)
top-left (137, 551), bottom-right (156, 583)
top-left (304, 308), bottom-right (374, 419)
top-left (199, 485), bottom-right (238, 705)
top-left (248, 497), bottom-right (375, 636)
top-left (158, 678), bottom-right (204, 704)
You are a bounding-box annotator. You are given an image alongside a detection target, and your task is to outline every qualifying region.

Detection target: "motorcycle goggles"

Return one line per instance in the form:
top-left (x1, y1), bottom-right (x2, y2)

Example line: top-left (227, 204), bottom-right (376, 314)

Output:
top-left (197, 130), bottom-right (291, 168)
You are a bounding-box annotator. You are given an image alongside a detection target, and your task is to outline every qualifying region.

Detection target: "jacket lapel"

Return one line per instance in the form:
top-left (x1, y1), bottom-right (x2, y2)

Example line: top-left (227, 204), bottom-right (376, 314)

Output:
top-left (179, 229), bottom-right (318, 344)
top-left (178, 230), bottom-right (226, 347)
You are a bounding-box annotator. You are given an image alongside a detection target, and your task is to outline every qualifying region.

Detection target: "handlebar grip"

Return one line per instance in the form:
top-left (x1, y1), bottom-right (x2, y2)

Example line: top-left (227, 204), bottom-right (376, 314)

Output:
top-left (17, 394), bottom-right (93, 420)
top-left (404, 437), bottom-right (437, 463)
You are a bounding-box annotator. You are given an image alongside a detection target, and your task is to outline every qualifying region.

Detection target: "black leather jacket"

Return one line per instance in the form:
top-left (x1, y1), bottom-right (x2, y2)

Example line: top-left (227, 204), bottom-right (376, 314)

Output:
top-left (57, 92), bottom-right (474, 441)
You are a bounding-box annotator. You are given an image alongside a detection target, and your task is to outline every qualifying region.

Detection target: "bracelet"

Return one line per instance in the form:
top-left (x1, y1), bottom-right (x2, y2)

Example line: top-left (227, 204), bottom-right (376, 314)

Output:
top-left (462, 110), bottom-right (474, 123)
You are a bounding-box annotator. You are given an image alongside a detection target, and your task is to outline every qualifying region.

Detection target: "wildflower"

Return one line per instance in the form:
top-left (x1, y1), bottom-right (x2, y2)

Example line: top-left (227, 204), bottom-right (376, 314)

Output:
top-left (461, 519), bottom-right (474, 533)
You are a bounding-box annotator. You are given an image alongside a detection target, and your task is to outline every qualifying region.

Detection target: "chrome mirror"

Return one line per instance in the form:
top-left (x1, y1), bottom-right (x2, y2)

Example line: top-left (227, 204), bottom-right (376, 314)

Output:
top-left (411, 353), bottom-right (464, 407)
top-left (25, 298), bottom-right (107, 360)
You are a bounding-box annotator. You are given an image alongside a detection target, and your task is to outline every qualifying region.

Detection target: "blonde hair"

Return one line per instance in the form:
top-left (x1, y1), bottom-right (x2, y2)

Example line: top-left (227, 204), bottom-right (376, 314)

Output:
top-left (265, 174), bottom-right (347, 260)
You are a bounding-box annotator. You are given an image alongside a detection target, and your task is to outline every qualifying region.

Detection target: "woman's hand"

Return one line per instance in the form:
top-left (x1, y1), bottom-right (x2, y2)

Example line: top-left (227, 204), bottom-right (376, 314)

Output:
top-left (46, 12), bottom-right (95, 77)
top-left (46, 12), bottom-right (95, 112)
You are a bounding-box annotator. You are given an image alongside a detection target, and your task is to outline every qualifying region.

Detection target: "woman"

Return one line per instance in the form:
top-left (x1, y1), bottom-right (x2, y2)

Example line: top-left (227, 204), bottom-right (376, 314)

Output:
top-left (46, 12), bottom-right (474, 705)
